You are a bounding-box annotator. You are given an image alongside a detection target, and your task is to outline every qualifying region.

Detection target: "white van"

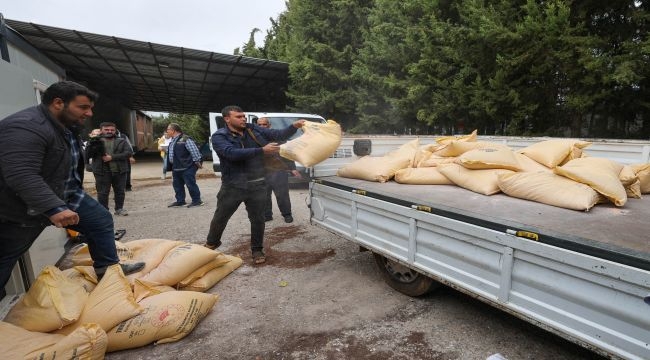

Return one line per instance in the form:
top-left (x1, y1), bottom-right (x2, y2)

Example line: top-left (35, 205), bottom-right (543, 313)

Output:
top-left (208, 112), bottom-right (327, 179)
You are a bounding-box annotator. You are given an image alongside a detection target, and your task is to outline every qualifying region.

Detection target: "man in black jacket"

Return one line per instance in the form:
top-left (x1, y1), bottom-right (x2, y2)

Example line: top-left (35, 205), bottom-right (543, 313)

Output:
top-left (86, 122), bottom-right (133, 216)
top-left (206, 106), bottom-right (304, 264)
top-left (256, 117), bottom-right (299, 223)
top-left (0, 81), bottom-right (144, 293)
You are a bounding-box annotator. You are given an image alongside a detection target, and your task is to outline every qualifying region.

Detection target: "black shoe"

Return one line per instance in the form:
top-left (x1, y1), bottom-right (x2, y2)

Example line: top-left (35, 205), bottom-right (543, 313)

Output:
top-left (168, 202), bottom-right (186, 208)
top-left (114, 209), bottom-right (129, 216)
top-left (204, 240), bottom-right (222, 250)
top-left (284, 215), bottom-right (294, 223)
top-left (265, 216), bottom-right (273, 222)
top-left (187, 201), bottom-right (205, 208)
top-left (95, 262), bottom-right (145, 280)
top-left (125, 187), bottom-right (132, 192)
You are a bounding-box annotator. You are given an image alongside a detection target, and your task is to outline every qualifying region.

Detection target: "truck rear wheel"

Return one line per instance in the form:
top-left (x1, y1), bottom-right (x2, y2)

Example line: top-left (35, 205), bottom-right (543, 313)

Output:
top-left (373, 253), bottom-right (439, 297)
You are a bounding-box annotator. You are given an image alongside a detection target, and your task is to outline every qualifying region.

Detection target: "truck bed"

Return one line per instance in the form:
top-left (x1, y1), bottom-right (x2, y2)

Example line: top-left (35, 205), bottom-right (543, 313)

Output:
top-left (316, 176), bottom-right (650, 271)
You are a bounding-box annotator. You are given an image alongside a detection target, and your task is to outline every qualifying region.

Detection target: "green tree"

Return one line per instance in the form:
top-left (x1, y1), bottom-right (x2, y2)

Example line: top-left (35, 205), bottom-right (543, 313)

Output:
top-left (154, 113), bottom-right (209, 146)
top-left (265, 0), bottom-right (373, 130)
top-left (255, 0), bottom-right (649, 137)
top-left (238, 28), bottom-right (265, 58)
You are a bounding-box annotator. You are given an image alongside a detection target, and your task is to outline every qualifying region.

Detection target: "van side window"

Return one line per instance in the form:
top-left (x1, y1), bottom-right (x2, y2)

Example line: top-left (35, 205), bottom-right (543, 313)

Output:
top-left (216, 116), bottom-right (226, 129)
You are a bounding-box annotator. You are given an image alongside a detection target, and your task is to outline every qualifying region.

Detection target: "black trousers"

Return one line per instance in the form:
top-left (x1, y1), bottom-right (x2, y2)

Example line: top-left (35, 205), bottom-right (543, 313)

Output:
top-left (94, 171), bottom-right (127, 210)
top-left (265, 171), bottom-right (292, 218)
top-left (206, 182), bottom-right (266, 252)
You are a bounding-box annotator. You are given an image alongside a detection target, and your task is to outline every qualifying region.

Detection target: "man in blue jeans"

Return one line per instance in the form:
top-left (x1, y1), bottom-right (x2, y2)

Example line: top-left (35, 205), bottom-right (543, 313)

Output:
top-left (206, 105), bottom-right (304, 264)
top-left (165, 123), bottom-right (204, 208)
top-left (0, 81), bottom-right (144, 295)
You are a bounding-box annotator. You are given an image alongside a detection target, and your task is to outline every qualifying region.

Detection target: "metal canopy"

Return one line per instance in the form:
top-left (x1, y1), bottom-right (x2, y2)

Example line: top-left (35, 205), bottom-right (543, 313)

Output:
top-left (5, 19), bottom-right (288, 114)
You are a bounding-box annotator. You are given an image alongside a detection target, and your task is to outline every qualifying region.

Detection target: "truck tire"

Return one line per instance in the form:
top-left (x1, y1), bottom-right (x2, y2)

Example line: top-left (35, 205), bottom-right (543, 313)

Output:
top-left (373, 253), bottom-right (439, 297)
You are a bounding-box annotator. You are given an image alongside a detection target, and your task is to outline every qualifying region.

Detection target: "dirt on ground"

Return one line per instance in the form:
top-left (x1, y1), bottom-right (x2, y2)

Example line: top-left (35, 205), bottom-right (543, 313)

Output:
top-left (92, 173), bottom-right (603, 360)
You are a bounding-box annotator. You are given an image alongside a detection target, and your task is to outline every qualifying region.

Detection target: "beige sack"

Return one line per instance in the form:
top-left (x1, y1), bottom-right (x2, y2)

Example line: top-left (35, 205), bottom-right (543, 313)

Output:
top-left (434, 140), bottom-right (510, 158)
top-left (619, 165), bottom-right (638, 185)
top-left (122, 238), bottom-right (186, 281)
top-left (70, 240), bottom-right (128, 267)
top-left (414, 143), bottom-right (442, 167)
top-left (177, 254), bottom-right (232, 287)
top-left (133, 279), bottom-right (177, 303)
top-left (181, 255), bottom-right (243, 292)
top-left (630, 163), bottom-right (650, 193)
top-left (438, 164), bottom-right (513, 195)
top-left (4, 266), bottom-right (88, 332)
top-left (1, 321), bottom-right (107, 360)
top-left (435, 129), bottom-right (478, 145)
top-left (554, 157), bottom-right (627, 206)
top-left (417, 155), bottom-right (458, 168)
top-left (498, 172), bottom-right (601, 211)
top-left (140, 242), bottom-right (221, 286)
top-left (384, 138), bottom-right (420, 167)
top-left (279, 120), bottom-right (342, 167)
top-left (625, 179), bottom-right (642, 199)
top-left (62, 267), bottom-right (98, 293)
top-left (394, 167), bottom-right (453, 185)
top-left (70, 244), bottom-right (95, 267)
top-left (107, 291), bottom-right (219, 352)
top-left (458, 148), bottom-right (521, 171)
top-left (513, 153), bottom-right (552, 173)
top-left (337, 156), bottom-right (411, 182)
top-left (619, 165), bottom-right (642, 199)
top-left (54, 264), bottom-right (142, 335)
top-left (337, 138), bottom-right (420, 182)
top-left (518, 139), bottom-right (591, 168)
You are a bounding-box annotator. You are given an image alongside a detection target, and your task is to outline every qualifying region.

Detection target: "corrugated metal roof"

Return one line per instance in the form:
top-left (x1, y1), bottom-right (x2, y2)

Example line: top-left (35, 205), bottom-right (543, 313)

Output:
top-left (5, 19), bottom-right (288, 114)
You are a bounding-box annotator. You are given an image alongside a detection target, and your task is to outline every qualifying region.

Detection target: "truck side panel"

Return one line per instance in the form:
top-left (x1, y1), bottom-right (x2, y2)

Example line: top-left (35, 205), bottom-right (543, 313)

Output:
top-left (310, 182), bottom-right (650, 360)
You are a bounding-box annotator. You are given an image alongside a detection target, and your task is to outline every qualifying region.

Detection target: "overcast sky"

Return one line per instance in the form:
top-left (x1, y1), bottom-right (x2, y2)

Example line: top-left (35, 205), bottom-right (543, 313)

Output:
top-left (1, 0), bottom-right (287, 54)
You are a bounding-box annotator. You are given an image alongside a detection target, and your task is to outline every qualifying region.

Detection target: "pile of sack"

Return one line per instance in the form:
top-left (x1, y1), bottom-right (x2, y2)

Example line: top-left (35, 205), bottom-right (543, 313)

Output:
top-left (1, 239), bottom-right (242, 359)
top-left (337, 130), bottom-right (650, 211)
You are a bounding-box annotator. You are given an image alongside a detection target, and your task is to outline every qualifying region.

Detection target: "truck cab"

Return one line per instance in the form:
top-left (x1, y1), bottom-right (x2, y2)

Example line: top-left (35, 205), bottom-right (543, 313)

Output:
top-left (208, 112), bottom-right (327, 181)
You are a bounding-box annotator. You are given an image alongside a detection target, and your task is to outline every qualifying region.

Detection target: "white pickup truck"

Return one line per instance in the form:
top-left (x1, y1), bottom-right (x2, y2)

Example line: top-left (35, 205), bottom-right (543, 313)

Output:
top-left (308, 136), bottom-right (650, 360)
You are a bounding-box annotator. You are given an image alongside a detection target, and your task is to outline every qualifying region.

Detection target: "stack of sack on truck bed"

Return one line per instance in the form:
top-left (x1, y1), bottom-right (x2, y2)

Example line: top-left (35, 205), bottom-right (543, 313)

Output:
top-left (337, 130), bottom-right (650, 211)
top-left (0, 239), bottom-right (242, 358)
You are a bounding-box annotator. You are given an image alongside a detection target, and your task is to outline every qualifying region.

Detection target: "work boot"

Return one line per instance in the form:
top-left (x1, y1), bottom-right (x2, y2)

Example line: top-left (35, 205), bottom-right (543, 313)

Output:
top-left (95, 262), bottom-right (145, 280)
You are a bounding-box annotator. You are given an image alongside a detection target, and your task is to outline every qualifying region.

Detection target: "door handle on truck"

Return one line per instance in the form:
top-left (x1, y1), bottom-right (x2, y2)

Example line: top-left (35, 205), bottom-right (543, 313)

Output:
top-left (506, 229), bottom-right (539, 241)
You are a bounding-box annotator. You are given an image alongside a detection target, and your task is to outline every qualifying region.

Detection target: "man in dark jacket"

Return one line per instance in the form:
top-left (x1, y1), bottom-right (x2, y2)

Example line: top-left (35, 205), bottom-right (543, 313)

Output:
top-left (86, 122), bottom-right (133, 216)
top-left (256, 117), bottom-right (300, 223)
top-left (0, 81), bottom-right (144, 293)
top-left (205, 105), bottom-right (304, 264)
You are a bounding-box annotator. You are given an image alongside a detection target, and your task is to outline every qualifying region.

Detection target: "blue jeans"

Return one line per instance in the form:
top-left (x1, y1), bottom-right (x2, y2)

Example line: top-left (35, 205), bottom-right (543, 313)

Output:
top-left (172, 166), bottom-right (201, 204)
top-left (206, 182), bottom-right (266, 252)
top-left (0, 194), bottom-right (119, 290)
top-left (265, 171), bottom-right (292, 218)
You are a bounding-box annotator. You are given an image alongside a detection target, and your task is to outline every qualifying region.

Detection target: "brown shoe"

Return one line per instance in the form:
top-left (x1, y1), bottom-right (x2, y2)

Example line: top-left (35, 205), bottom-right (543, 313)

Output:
top-left (252, 250), bottom-right (266, 264)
